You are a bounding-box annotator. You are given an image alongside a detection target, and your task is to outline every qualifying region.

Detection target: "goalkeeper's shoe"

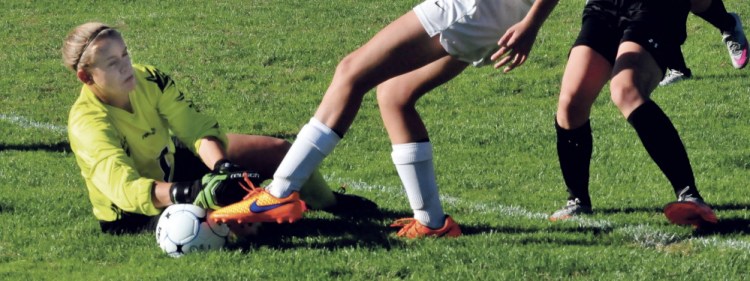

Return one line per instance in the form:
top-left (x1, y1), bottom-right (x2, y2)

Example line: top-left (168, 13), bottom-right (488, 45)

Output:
top-left (209, 180), bottom-right (304, 224)
top-left (723, 13), bottom-right (748, 69)
top-left (314, 185), bottom-right (380, 218)
top-left (664, 189), bottom-right (717, 228)
top-left (390, 215), bottom-right (461, 238)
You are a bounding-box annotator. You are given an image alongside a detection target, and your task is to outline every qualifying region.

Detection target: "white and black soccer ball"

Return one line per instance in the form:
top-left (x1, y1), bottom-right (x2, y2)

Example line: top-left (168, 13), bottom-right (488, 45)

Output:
top-left (155, 204), bottom-right (230, 258)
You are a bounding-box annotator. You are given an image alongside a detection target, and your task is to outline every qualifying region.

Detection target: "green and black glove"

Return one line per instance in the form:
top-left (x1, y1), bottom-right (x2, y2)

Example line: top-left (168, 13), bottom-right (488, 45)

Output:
top-left (169, 160), bottom-right (263, 210)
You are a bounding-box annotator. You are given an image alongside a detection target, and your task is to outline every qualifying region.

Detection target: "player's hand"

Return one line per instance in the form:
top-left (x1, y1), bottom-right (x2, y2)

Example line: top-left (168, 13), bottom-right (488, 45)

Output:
top-left (195, 160), bottom-right (263, 209)
top-left (170, 160), bottom-right (263, 210)
top-left (192, 172), bottom-right (235, 210)
top-left (211, 159), bottom-right (263, 186)
top-left (213, 159), bottom-right (244, 174)
top-left (490, 19), bottom-right (540, 73)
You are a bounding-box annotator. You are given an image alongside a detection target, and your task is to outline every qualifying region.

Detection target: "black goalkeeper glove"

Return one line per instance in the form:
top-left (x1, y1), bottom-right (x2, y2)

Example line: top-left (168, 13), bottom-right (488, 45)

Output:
top-left (212, 159), bottom-right (243, 174)
top-left (212, 159), bottom-right (264, 186)
top-left (169, 160), bottom-right (263, 210)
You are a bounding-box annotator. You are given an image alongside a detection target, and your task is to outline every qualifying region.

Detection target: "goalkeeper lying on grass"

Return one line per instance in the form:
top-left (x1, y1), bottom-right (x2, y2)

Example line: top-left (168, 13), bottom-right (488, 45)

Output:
top-left (62, 22), bottom-right (377, 235)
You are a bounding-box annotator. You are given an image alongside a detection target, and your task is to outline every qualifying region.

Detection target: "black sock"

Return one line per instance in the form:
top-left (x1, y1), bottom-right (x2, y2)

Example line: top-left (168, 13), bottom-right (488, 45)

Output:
top-left (669, 48), bottom-right (692, 77)
top-left (695, 0), bottom-right (735, 33)
top-left (556, 119), bottom-right (593, 206)
top-left (627, 101), bottom-right (702, 200)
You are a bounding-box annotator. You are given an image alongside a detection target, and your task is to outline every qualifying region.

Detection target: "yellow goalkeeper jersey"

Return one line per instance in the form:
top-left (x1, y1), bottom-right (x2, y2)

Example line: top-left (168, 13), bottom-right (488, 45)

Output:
top-left (68, 64), bottom-right (227, 222)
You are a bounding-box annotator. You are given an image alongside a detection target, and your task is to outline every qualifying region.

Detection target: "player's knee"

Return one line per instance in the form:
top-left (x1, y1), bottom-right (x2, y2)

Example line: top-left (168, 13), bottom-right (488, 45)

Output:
top-left (609, 83), bottom-right (643, 112)
top-left (272, 138), bottom-right (292, 154)
top-left (334, 53), bottom-right (368, 84)
top-left (376, 83), bottom-right (413, 111)
top-left (556, 90), bottom-right (587, 113)
top-left (328, 54), bottom-right (377, 99)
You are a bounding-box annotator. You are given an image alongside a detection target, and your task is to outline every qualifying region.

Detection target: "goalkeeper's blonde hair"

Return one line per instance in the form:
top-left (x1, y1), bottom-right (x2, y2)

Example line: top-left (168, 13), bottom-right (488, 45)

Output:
top-left (61, 22), bottom-right (122, 72)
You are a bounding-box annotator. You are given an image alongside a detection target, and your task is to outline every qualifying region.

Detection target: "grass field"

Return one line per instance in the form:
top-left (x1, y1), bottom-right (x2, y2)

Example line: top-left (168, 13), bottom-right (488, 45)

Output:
top-left (2, 0), bottom-right (750, 280)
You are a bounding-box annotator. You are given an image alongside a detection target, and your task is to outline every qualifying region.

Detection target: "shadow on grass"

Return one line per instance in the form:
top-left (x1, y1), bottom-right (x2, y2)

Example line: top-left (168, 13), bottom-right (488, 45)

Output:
top-left (227, 209), bottom-right (413, 251)
top-left (694, 217), bottom-right (750, 236)
top-left (0, 202), bottom-right (13, 213)
top-left (461, 223), bottom-right (612, 236)
top-left (710, 203), bottom-right (750, 212)
top-left (691, 71), bottom-right (750, 83)
top-left (595, 202), bottom-right (750, 216)
top-left (593, 206), bottom-right (664, 215)
top-left (227, 208), bottom-right (617, 252)
top-left (672, 203), bottom-right (750, 236)
top-left (228, 217), bottom-right (400, 251)
top-left (0, 141), bottom-right (71, 153)
top-left (695, 218), bottom-right (750, 235)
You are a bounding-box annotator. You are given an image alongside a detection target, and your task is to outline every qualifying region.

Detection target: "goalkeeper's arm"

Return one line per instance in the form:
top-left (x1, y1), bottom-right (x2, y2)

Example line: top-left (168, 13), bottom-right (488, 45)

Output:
top-left (149, 173), bottom-right (241, 210)
top-left (165, 160), bottom-right (262, 210)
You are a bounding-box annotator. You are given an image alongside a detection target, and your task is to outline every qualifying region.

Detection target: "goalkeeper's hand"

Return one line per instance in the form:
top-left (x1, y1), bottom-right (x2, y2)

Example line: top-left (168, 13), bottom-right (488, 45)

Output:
top-left (169, 160), bottom-right (263, 210)
top-left (211, 159), bottom-right (263, 186)
top-left (191, 171), bottom-right (242, 210)
top-left (212, 159), bottom-right (244, 174)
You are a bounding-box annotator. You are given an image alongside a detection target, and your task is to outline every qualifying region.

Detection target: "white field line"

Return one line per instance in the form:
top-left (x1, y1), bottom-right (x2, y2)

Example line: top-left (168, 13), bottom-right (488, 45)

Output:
top-left (7, 114), bottom-right (750, 251)
top-left (0, 114), bottom-right (67, 135)
top-left (330, 176), bottom-right (750, 251)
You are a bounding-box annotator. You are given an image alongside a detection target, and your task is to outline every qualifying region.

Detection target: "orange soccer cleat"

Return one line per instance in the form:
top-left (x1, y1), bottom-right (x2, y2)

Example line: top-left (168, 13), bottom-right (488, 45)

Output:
top-left (390, 215), bottom-right (462, 238)
top-left (209, 176), bottom-right (305, 224)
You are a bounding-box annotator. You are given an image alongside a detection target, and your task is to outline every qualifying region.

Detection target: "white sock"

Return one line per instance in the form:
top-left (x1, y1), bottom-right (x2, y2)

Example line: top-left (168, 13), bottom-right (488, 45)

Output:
top-left (268, 118), bottom-right (340, 198)
top-left (391, 142), bottom-right (445, 229)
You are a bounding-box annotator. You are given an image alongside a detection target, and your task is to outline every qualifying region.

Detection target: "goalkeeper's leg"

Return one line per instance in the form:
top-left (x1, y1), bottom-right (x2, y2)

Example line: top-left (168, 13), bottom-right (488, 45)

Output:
top-left (298, 169), bottom-right (335, 210)
top-left (299, 169), bottom-right (380, 217)
top-left (225, 133), bottom-right (290, 179)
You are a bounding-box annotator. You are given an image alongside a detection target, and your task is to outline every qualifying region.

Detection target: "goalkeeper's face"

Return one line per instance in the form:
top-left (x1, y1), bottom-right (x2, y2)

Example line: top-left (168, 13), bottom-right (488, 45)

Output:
top-left (86, 36), bottom-right (135, 97)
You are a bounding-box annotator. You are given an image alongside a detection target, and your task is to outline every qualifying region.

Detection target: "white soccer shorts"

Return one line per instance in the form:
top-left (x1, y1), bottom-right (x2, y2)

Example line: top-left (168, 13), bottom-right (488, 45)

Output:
top-left (414, 0), bottom-right (534, 66)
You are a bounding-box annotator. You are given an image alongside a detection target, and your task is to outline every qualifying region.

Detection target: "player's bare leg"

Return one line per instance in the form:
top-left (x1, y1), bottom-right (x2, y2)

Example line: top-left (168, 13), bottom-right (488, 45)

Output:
top-left (376, 56), bottom-right (467, 143)
top-left (611, 41), bottom-right (717, 227)
top-left (211, 11), bottom-right (451, 224)
top-left (550, 45), bottom-right (610, 221)
top-left (314, 11), bottom-right (450, 135)
top-left (225, 134), bottom-right (290, 179)
top-left (376, 55), bottom-right (467, 237)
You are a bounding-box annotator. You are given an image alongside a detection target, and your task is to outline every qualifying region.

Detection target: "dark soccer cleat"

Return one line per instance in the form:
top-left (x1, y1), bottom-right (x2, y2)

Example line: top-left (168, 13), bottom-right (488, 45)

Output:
top-left (315, 186), bottom-right (380, 218)
top-left (549, 198), bottom-right (592, 221)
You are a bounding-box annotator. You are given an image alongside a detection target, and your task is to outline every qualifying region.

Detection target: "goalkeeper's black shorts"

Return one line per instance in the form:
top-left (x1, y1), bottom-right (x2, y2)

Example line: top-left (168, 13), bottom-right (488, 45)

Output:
top-left (99, 145), bottom-right (210, 235)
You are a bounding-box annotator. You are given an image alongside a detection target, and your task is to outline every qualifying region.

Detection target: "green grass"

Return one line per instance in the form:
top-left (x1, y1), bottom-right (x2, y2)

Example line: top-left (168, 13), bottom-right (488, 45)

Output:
top-left (2, 0), bottom-right (750, 280)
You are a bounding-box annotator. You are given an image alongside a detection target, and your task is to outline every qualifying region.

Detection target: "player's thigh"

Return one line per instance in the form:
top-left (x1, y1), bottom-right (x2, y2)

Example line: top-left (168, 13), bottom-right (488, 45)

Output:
top-left (226, 133), bottom-right (290, 178)
top-left (376, 55), bottom-right (468, 109)
top-left (610, 42), bottom-right (662, 114)
top-left (339, 11), bottom-right (448, 89)
top-left (690, 0), bottom-right (711, 13)
top-left (376, 55), bottom-right (467, 143)
top-left (557, 46), bottom-right (610, 128)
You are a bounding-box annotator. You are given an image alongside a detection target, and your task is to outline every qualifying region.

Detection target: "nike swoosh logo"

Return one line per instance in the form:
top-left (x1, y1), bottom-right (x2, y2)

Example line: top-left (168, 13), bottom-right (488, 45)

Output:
top-left (249, 201), bottom-right (285, 213)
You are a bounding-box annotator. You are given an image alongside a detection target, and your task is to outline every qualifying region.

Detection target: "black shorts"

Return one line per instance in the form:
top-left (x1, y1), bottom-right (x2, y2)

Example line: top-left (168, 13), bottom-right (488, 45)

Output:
top-left (572, 0), bottom-right (690, 73)
top-left (99, 144), bottom-right (210, 235)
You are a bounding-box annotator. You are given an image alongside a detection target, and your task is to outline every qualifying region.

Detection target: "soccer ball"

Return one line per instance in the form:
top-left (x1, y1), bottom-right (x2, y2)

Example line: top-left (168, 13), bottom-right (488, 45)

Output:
top-left (155, 204), bottom-right (230, 258)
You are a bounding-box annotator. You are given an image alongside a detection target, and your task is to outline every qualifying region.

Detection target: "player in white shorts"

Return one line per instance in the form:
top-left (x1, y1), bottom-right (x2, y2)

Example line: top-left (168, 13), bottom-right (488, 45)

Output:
top-left (211, 0), bottom-right (560, 238)
top-left (415, 0), bottom-right (537, 66)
